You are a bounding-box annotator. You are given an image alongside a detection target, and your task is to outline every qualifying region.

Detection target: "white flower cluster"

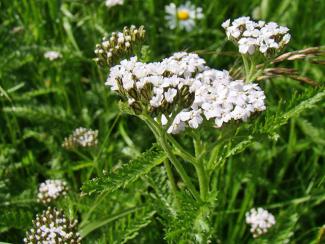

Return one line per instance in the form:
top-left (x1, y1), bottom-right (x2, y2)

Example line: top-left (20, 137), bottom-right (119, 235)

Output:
top-left (106, 52), bottom-right (266, 134)
top-left (165, 2), bottom-right (203, 32)
top-left (94, 26), bottom-right (145, 67)
top-left (245, 208), bottom-right (276, 238)
top-left (222, 16), bottom-right (291, 55)
top-left (62, 127), bottom-right (98, 150)
top-left (105, 0), bottom-right (124, 8)
top-left (166, 69), bottom-right (266, 133)
top-left (37, 180), bottom-right (68, 204)
top-left (44, 51), bottom-right (61, 61)
top-left (24, 207), bottom-right (81, 244)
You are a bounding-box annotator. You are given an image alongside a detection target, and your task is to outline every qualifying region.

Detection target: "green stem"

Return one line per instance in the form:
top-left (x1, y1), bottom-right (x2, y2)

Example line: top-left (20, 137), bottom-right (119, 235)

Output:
top-left (164, 159), bottom-right (179, 205)
top-left (193, 137), bottom-right (209, 201)
top-left (249, 68), bottom-right (264, 82)
top-left (195, 163), bottom-right (208, 201)
top-left (166, 133), bottom-right (197, 164)
top-left (144, 115), bottom-right (197, 165)
top-left (241, 54), bottom-right (250, 81)
top-left (143, 116), bottom-right (200, 200)
top-left (247, 56), bottom-right (256, 82)
top-left (158, 133), bottom-right (200, 200)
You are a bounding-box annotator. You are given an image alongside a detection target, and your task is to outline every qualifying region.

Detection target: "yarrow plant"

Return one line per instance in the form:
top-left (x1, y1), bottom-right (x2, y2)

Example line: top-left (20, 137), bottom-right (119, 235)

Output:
top-left (62, 127), bottom-right (98, 150)
top-left (83, 15), bottom-right (323, 243)
top-left (89, 22), bottom-right (277, 242)
top-left (24, 207), bottom-right (81, 243)
top-left (1, 0), bottom-right (324, 242)
top-left (165, 2), bottom-right (203, 31)
top-left (37, 179), bottom-right (68, 204)
top-left (246, 208), bottom-right (276, 238)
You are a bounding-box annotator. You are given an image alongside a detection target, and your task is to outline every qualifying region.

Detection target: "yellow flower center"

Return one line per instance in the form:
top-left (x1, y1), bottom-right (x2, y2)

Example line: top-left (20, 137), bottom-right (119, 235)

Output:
top-left (177, 10), bottom-right (190, 21)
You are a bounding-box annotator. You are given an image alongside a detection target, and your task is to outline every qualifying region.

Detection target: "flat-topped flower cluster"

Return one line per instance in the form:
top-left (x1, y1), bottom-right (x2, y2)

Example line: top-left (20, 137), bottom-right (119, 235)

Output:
top-left (62, 127), bottom-right (98, 150)
top-left (246, 208), bottom-right (276, 238)
top-left (24, 207), bottom-right (81, 243)
top-left (37, 179), bottom-right (68, 204)
top-left (106, 52), bottom-right (266, 134)
top-left (222, 16), bottom-right (291, 55)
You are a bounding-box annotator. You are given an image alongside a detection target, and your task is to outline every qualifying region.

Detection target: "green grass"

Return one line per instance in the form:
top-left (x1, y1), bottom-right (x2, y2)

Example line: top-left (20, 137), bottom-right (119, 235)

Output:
top-left (0, 0), bottom-right (324, 243)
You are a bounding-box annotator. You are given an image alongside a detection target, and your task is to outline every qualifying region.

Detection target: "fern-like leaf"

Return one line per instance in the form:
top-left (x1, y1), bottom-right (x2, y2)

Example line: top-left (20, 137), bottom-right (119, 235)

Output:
top-left (82, 145), bottom-right (166, 195)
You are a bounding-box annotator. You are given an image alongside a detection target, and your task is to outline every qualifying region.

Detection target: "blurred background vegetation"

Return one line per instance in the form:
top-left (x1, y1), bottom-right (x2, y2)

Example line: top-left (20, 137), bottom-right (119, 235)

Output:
top-left (0, 0), bottom-right (324, 243)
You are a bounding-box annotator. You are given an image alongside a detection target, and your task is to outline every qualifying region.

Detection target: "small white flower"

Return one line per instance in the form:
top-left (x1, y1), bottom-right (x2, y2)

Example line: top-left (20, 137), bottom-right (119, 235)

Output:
top-left (188, 110), bottom-right (203, 128)
top-left (165, 2), bottom-right (203, 32)
top-left (246, 208), bottom-right (276, 238)
top-left (164, 88), bottom-right (178, 103)
top-left (161, 114), bottom-right (168, 126)
top-left (150, 91), bottom-right (164, 107)
top-left (44, 51), bottom-right (61, 61)
top-left (221, 19), bottom-right (230, 29)
top-left (105, 0), bottom-right (124, 8)
top-left (238, 38), bottom-right (257, 54)
top-left (167, 114), bottom-right (186, 134)
top-left (282, 33), bottom-right (291, 44)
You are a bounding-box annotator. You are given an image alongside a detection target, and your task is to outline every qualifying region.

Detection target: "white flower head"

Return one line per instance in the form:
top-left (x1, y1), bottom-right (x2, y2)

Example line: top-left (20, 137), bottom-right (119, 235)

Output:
top-left (246, 208), bottom-right (276, 238)
top-left (37, 180), bottom-right (68, 204)
top-left (62, 128), bottom-right (98, 149)
top-left (95, 26), bottom-right (145, 67)
top-left (24, 207), bottom-right (81, 243)
top-left (222, 16), bottom-right (290, 55)
top-left (44, 51), bottom-right (61, 61)
top-left (165, 2), bottom-right (203, 32)
top-left (105, 0), bottom-right (124, 8)
top-left (105, 52), bottom-right (266, 134)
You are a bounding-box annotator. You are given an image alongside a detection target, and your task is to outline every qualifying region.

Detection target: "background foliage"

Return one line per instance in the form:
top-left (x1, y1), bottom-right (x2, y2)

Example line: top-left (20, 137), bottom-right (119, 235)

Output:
top-left (0, 0), bottom-right (324, 243)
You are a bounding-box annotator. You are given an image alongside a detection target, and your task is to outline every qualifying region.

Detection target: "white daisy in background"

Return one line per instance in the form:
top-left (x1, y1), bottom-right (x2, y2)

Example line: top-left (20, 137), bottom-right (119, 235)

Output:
top-left (165, 2), bottom-right (203, 32)
top-left (105, 0), bottom-right (124, 8)
top-left (44, 51), bottom-right (61, 61)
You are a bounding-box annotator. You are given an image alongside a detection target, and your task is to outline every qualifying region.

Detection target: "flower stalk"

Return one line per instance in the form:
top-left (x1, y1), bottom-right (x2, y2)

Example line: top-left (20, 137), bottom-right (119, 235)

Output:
top-left (142, 114), bottom-right (201, 201)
